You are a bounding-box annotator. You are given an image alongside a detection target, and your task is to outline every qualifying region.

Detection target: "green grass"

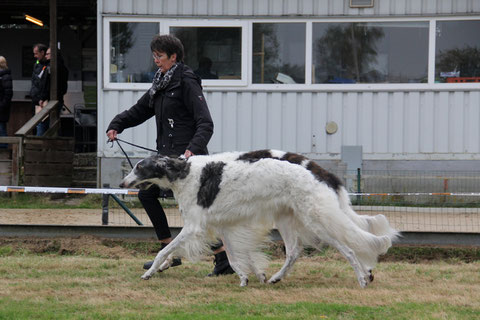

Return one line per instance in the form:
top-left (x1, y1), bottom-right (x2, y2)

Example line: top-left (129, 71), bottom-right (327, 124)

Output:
top-left (0, 193), bottom-right (103, 209)
top-left (0, 239), bottom-right (479, 320)
top-left (0, 299), bottom-right (477, 320)
top-left (0, 193), bottom-right (177, 209)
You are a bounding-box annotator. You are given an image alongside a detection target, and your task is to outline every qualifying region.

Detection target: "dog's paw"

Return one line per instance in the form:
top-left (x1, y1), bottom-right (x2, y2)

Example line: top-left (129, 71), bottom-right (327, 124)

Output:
top-left (358, 277), bottom-right (368, 288)
top-left (257, 273), bottom-right (266, 284)
top-left (267, 277), bottom-right (281, 284)
top-left (141, 273), bottom-right (152, 280)
top-left (239, 277), bottom-right (249, 287)
top-left (268, 279), bottom-right (282, 284)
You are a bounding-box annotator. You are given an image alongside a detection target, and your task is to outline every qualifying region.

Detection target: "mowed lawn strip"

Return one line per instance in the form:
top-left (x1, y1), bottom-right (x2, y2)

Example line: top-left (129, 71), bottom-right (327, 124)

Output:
top-left (0, 242), bottom-right (479, 320)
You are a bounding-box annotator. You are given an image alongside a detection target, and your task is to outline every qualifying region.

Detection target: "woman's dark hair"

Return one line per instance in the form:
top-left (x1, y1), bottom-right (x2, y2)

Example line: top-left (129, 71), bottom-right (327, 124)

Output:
top-left (150, 34), bottom-right (184, 62)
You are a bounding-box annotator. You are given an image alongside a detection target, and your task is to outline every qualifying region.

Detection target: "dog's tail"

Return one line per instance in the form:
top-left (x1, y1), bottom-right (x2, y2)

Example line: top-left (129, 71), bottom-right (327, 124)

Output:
top-left (337, 187), bottom-right (400, 242)
top-left (348, 231), bottom-right (392, 271)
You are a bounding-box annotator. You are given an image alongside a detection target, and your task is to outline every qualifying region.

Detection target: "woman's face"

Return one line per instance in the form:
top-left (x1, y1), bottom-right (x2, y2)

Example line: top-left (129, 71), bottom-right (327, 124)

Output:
top-left (152, 51), bottom-right (177, 73)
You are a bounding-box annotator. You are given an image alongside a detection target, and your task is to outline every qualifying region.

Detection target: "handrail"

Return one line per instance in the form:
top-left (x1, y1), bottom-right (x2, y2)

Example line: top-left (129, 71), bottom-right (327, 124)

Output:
top-left (15, 100), bottom-right (59, 137)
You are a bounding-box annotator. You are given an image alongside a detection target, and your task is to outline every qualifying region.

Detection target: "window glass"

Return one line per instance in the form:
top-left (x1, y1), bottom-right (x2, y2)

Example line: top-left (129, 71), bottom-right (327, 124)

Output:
top-left (110, 22), bottom-right (159, 83)
top-left (312, 22), bottom-right (428, 83)
top-left (170, 27), bottom-right (242, 80)
top-left (253, 23), bottom-right (306, 84)
top-left (435, 20), bottom-right (480, 83)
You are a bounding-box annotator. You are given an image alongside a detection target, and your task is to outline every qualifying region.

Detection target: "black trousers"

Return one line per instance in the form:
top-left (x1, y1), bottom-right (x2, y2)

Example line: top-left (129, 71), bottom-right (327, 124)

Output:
top-left (138, 185), bottom-right (172, 240)
top-left (138, 185), bottom-right (223, 251)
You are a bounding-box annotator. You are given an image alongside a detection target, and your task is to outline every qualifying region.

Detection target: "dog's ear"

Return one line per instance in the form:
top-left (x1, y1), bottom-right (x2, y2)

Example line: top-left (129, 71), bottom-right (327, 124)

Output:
top-left (152, 155), bottom-right (169, 170)
top-left (165, 157), bottom-right (190, 181)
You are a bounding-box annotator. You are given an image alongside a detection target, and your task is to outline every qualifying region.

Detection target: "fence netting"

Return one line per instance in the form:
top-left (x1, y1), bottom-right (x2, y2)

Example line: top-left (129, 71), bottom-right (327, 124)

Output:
top-left (1, 170), bottom-right (480, 234)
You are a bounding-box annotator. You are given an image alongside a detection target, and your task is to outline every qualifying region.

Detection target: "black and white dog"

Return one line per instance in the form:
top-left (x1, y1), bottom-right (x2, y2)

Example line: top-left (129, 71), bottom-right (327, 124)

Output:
top-left (120, 150), bottom-right (399, 287)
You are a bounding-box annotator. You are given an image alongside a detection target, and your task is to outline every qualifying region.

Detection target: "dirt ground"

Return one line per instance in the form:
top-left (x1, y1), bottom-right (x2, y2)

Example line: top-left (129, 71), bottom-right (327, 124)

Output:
top-left (0, 207), bottom-right (182, 227)
top-left (1, 207), bottom-right (479, 233)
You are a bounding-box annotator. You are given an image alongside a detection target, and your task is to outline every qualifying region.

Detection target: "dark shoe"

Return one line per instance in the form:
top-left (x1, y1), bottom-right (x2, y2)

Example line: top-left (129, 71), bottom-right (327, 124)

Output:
top-left (207, 251), bottom-right (235, 277)
top-left (143, 242), bottom-right (182, 270)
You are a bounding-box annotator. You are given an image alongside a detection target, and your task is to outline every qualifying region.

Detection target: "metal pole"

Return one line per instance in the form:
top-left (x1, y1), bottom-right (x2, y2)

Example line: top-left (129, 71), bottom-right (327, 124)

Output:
top-left (356, 168), bottom-right (361, 204)
top-left (49, 0), bottom-right (59, 132)
top-left (102, 195), bottom-right (109, 225)
top-left (49, 0), bottom-right (58, 100)
top-left (110, 194), bottom-right (143, 226)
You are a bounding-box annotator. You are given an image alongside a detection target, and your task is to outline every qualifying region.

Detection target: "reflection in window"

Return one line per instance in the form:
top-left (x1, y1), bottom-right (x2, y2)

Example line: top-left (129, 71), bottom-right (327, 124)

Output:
top-left (170, 27), bottom-right (242, 80)
top-left (436, 20), bottom-right (480, 83)
top-left (313, 22), bottom-right (428, 83)
top-left (110, 22), bottom-right (159, 83)
top-left (253, 23), bottom-right (306, 84)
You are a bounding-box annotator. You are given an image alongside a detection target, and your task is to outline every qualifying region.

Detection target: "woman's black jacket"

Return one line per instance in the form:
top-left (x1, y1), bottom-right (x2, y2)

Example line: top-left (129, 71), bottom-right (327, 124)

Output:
top-left (107, 64), bottom-right (214, 156)
top-left (0, 68), bottom-right (13, 122)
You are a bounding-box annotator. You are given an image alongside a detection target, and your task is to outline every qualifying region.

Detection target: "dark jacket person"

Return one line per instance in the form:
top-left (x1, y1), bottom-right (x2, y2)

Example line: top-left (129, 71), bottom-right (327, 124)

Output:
top-left (0, 56), bottom-right (13, 146)
top-left (106, 34), bottom-right (233, 276)
top-left (107, 63), bottom-right (213, 156)
top-left (0, 56), bottom-right (13, 124)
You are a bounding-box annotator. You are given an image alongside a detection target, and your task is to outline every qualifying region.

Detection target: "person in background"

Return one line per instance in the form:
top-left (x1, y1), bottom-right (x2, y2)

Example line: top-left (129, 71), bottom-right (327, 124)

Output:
top-left (194, 57), bottom-right (218, 80)
top-left (32, 46), bottom-right (69, 136)
top-left (0, 56), bottom-right (13, 148)
top-left (30, 43), bottom-right (49, 136)
top-left (107, 34), bottom-right (234, 276)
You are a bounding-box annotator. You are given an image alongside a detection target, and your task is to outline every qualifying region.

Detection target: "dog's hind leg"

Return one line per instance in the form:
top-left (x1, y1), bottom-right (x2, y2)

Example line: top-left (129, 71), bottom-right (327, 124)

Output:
top-left (220, 232), bottom-right (250, 287)
top-left (268, 213), bottom-right (302, 284)
top-left (248, 251), bottom-right (267, 284)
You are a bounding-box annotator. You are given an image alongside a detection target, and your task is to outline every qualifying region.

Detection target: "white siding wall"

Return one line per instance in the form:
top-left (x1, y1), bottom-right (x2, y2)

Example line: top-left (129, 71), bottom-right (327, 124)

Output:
top-left (99, 90), bottom-right (480, 160)
top-left (98, 0), bottom-right (480, 163)
top-left (102, 0), bottom-right (480, 16)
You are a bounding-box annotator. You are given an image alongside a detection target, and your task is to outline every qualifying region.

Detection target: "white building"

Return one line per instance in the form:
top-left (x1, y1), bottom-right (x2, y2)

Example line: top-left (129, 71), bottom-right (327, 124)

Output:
top-left (97, 0), bottom-right (480, 187)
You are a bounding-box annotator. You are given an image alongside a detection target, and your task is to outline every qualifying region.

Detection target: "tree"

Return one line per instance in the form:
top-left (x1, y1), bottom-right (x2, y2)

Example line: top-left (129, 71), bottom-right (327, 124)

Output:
top-left (315, 23), bottom-right (384, 83)
top-left (436, 46), bottom-right (480, 79)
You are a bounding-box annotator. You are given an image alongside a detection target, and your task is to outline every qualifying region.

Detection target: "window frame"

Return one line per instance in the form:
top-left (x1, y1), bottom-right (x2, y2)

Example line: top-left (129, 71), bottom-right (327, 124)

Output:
top-left (251, 20), bottom-right (308, 85)
top-left (103, 16), bottom-right (480, 91)
top-left (103, 17), bottom-right (161, 90)
top-left (162, 19), bottom-right (249, 87)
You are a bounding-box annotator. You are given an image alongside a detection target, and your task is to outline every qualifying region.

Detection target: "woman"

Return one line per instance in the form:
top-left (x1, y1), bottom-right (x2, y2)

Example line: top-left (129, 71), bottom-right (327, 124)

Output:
top-left (107, 34), bottom-right (233, 276)
top-left (0, 56), bottom-right (13, 147)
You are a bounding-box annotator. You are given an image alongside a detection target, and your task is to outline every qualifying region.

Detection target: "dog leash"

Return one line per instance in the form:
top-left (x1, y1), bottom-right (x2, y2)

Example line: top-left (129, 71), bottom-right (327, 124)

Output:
top-left (107, 138), bottom-right (157, 169)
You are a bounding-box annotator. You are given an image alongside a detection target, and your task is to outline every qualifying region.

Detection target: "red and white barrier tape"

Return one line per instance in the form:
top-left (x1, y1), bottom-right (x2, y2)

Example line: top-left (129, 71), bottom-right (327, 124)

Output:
top-left (0, 186), bottom-right (139, 195)
top-left (1, 186), bottom-right (480, 197)
top-left (350, 192), bottom-right (480, 196)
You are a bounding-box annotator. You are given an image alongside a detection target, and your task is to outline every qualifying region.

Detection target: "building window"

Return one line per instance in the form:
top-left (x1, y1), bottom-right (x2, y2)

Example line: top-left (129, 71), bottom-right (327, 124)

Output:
top-left (170, 27), bottom-right (242, 81)
top-left (109, 22), bottom-right (159, 83)
top-left (435, 20), bottom-right (480, 83)
top-left (312, 22), bottom-right (429, 83)
top-left (253, 23), bottom-right (306, 84)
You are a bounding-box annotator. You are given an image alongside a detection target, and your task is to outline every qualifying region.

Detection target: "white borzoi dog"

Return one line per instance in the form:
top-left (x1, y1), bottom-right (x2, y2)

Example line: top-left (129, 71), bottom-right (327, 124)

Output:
top-left (120, 150), bottom-right (399, 287)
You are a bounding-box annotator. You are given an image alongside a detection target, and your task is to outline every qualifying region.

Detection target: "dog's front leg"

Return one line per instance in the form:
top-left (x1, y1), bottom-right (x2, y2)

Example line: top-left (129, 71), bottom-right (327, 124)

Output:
top-left (141, 230), bottom-right (188, 280)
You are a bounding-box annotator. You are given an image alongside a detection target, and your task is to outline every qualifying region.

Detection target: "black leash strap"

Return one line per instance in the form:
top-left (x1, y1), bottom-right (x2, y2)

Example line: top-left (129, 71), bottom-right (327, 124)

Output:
top-left (115, 138), bottom-right (158, 153)
top-left (107, 138), bottom-right (157, 169)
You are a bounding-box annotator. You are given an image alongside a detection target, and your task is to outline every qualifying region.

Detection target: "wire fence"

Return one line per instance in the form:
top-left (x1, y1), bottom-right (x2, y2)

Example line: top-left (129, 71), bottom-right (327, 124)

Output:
top-left (105, 170), bottom-right (480, 234)
top-left (1, 170), bottom-right (479, 235)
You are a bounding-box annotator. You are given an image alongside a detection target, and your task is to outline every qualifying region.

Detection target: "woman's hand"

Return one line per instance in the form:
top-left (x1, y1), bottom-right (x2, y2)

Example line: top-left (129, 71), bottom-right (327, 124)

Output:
top-left (107, 129), bottom-right (118, 141)
top-left (184, 150), bottom-right (194, 158)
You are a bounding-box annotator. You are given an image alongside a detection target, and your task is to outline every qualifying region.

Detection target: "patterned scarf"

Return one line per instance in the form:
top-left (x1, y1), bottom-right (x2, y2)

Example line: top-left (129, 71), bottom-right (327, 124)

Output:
top-left (148, 63), bottom-right (179, 108)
